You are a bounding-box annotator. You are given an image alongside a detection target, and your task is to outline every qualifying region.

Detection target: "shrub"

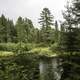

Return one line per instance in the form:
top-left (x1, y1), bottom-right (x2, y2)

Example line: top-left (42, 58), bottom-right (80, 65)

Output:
top-left (0, 53), bottom-right (39, 80)
top-left (50, 43), bottom-right (59, 52)
top-left (0, 43), bottom-right (36, 52)
top-left (36, 43), bottom-right (48, 47)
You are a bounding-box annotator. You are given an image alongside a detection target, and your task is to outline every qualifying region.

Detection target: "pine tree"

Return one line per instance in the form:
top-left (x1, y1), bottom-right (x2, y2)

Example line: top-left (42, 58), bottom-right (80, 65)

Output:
top-left (39, 8), bottom-right (53, 29)
top-left (39, 8), bottom-right (54, 44)
top-left (15, 17), bottom-right (35, 43)
top-left (24, 18), bottom-right (34, 43)
top-left (7, 20), bottom-right (17, 42)
top-left (59, 2), bottom-right (80, 54)
top-left (71, 0), bottom-right (80, 26)
top-left (15, 17), bottom-right (24, 42)
top-left (54, 21), bottom-right (59, 42)
top-left (0, 14), bottom-right (8, 42)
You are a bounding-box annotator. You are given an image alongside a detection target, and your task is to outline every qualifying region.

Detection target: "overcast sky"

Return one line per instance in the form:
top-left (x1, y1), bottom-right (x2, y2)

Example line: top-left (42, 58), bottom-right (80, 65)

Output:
top-left (0, 0), bottom-right (68, 27)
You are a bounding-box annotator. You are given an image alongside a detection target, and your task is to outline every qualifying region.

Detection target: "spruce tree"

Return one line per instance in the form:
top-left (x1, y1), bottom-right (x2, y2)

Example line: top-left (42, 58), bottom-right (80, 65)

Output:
top-left (54, 21), bottom-right (59, 42)
top-left (59, 2), bottom-right (80, 54)
top-left (39, 8), bottom-right (54, 44)
top-left (39, 8), bottom-right (53, 28)
top-left (71, 0), bottom-right (80, 26)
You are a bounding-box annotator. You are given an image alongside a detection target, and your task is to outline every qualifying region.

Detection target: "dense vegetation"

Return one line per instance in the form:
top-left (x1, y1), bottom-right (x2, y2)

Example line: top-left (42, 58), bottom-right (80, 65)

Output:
top-left (0, 0), bottom-right (80, 80)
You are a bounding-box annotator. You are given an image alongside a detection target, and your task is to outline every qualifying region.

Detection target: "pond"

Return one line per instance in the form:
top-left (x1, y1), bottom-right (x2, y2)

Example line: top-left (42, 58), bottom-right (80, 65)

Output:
top-left (39, 56), bottom-right (63, 80)
top-left (39, 54), bottom-right (80, 80)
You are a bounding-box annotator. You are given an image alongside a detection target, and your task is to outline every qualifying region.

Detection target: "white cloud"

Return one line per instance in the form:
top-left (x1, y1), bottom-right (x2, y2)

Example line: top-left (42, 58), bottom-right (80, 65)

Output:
top-left (0, 0), bottom-right (68, 27)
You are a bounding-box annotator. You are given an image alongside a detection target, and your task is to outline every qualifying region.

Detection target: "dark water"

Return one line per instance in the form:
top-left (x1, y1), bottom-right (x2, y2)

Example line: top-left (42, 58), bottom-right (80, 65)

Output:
top-left (39, 57), bottom-right (63, 80)
top-left (39, 55), bottom-right (80, 80)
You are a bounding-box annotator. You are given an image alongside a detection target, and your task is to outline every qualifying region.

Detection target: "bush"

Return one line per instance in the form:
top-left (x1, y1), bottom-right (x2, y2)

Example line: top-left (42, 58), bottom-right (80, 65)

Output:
top-left (0, 51), bottom-right (14, 57)
top-left (0, 43), bottom-right (36, 52)
top-left (23, 43), bottom-right (36, 51)
top-left (50, 43), bottom-right (59, 52)
top-left (0, 43), bottom-right (17, 52)
top-left (0, 53), bottom-right (39, 80)
top-left (36, 43), bottom-right (48, 47)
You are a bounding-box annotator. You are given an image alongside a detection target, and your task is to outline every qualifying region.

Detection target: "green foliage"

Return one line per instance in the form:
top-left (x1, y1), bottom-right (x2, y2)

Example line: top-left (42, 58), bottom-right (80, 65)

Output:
top-left (57, 1), bottom-right (80, 54)
top-left (54, 21), bottom-right (59, 42)
top-left (0, 5), bottom-right (80, 80)
top-left (15, 17), bottom-right (35, 43)
top-left (30, 47), bottom-right (55, 57)
top-left (50, 43), bottom-right (59, 53)
top-left (38, 8), bottom-right (55, 44)
top-left (39, 8), bottom-right (53, 28)
top-left (0, 14), bottom-right (16, 43)
top-left (0, 43), bottom-right (36, 52)
top-left (36, 43), bottom-right (49, 47)
top-left (0, 51), bottom-right (14, 57)
top-left (21, 43), bottom-right (36, 51)
top-left (0, 53), bottom-right (39, 80)
top-left (70, 0), bottom-right (80, 26)
top-left (60, 54), bottom-right (80, 80)
top-left (58, 27), bottom-right (80, 55)
top-left (0, 13), bottom-right (57, 44)
top-left (0, 43), bottom-right (17, 52)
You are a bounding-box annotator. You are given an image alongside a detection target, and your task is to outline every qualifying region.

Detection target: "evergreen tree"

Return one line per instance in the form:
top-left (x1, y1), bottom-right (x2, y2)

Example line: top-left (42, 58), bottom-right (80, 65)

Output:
top-left (24, 18), bottom-right (34, 43)
top-left (71, 0), bottom-right (80, 26)
top-left (0, 14), bottom-right (7, 42)
top-left (6, 19), bottom-right (16, 42)
top-left (15, 16), bottom-right (24, 42)
top-left (0, 14), bottom-right (17, 43)
top-left (15, 17), bottom-right (35, 43)
top-left (39, 8), bottom-right (54, 44)
top-left (59, 2), bottom-right (80, 54)
top-left (54, 21), bottom-right (59, 42)
top-left (32, 28), bottom-right (41, 43)
top-left (39, 8), bottom-right (53, 28)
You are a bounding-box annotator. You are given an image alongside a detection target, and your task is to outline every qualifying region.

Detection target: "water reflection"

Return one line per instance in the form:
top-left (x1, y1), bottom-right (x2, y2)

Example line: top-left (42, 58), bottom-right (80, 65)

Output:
top-left (39, 57), bottom-right (63, 80)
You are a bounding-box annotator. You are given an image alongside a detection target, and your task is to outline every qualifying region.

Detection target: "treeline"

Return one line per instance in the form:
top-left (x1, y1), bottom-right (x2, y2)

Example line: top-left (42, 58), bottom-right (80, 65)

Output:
top-left (0, 15), bottom-right (16, 42)
top-left (0, 8), bottom-right (59, 45)
top-left (0, 15), bottom-right (37, 43)
top-left (0, 0), bottom-right (80, 53)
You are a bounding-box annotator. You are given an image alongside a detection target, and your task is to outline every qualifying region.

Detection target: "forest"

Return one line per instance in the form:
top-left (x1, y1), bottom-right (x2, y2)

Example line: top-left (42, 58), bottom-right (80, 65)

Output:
top-left (0, 0), bottom-right (80, 80)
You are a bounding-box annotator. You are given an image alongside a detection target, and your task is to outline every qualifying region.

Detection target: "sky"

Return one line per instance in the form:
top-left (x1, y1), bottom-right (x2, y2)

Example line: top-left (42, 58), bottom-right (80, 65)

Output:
top-left (0, 0), bottom-right (68, 27)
